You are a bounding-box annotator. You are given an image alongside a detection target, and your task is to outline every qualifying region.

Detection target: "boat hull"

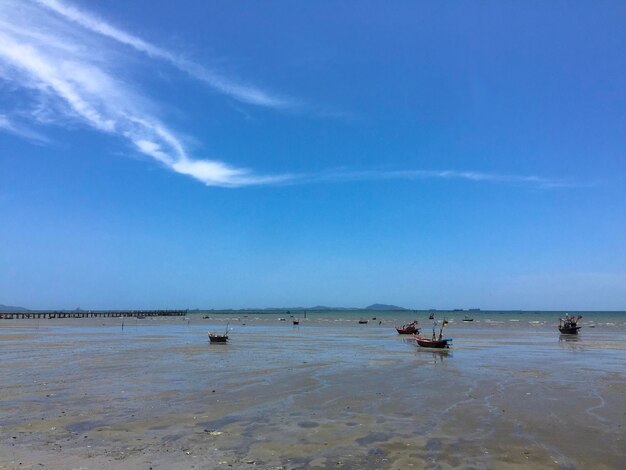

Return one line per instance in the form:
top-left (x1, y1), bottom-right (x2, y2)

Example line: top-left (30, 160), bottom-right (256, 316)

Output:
top-left (208, 334), bottom-right (228, 343)
top-left (558, 326), bottom-right (581, 334)
top-left (414, 335), bottom-right (451, 348)
top-left (396, 326), bottom-right (419, 334)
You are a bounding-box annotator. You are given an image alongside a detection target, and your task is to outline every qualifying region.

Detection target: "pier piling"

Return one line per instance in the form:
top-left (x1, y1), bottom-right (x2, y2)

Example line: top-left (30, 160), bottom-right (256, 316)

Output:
top-left (0, 310), bottom-right (188, 320)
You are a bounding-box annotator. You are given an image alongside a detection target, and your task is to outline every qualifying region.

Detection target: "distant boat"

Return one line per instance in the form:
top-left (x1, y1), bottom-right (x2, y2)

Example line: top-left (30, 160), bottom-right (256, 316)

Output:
top-left (559, 314), bottom-right (582, 334)
top-left (208, 323), bottom-right (230, 343)
top-left (208, 333), bottom-right (228, 343)
top-left (208, 332), bottom-right (228, 343)
top-left (428, 313), bottom-right (434, 320)
top-left (293, 319), bottom-right (300, 325)
top-left (395, 321), bottom-right (420, 335)
top-left (358, 319), bottom-right (369, 324)
top-left (462, 315), bottom-right (474, 322)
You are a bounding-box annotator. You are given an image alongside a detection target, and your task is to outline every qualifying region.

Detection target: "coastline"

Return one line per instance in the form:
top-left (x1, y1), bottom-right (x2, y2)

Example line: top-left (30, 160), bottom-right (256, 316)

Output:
top-left (1, 315), bottom-right (625, 469)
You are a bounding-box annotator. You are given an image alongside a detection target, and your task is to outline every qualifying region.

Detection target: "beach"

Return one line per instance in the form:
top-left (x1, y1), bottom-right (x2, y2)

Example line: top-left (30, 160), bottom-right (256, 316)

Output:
top-left (1, 312), bottom-right (625, 469)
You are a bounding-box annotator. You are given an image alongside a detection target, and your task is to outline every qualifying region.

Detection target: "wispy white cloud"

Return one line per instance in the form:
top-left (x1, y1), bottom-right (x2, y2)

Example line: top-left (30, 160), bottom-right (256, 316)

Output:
top-left (0, 0), bottom-right (288, 187)
top-left (289, 168), bottom-right (574, 188)
top-left (0, 0), bottom-right (572, 190)
top-left (34, 0), bottom-right (293, 108)
top-left (0, 114), bottom-right (50, 143)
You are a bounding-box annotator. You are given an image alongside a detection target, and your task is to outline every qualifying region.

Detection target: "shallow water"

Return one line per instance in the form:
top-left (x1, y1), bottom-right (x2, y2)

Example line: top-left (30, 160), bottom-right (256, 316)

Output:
top-left (1, 312), bottom-right (625, 469)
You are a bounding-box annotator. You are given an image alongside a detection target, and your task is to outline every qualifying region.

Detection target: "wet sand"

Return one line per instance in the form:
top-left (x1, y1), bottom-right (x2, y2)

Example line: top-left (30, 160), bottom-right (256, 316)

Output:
top-left (1, 315), bottom-right (625, 469)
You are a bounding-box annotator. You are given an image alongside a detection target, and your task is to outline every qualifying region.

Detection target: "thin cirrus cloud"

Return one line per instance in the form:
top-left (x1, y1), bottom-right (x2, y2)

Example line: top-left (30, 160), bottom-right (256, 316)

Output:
top-left (34, 0), bottom-right (293, 109)
top-left (0, 0), bottom-right (569, 189)
top-left (0, 0), bottom-right (290, 187)
top-left (0, 114), bottom-right (50, 144)
top-left (293, 169), bottom-right (572, 188)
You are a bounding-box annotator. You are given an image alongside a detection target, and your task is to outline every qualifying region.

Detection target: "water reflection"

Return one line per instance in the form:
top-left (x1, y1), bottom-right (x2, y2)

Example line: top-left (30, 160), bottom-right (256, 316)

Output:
top-left (414, 345), bottom-right (453, 365)
top-left (400, 336), bottom-right (453, 364)
top-left (559, 334), bottom-right (581, 342)
top-left (559, 333), bottom-right (584, 351)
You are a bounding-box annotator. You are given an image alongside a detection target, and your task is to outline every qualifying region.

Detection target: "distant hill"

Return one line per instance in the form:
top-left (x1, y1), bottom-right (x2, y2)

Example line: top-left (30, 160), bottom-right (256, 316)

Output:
top-left (260, 306), bottom-right (358, 311)
top-left (307, 306), bottom-right (357, 311)
top-left (0, 304), bottom-right (30, 312)
top-left (365, 304), bottom-right (407, 311)
top-left (201, 305), bottom-right (409, 312)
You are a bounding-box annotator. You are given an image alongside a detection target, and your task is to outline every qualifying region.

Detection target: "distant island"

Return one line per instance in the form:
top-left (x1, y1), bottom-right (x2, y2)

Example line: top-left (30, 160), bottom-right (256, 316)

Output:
top-left (269, 304), bottom-right (408, 311)
top-left (0, 303), bottom-right (412, 312)
top-left (364, 304), bottom-right (407, 311)
top-left (0, 304), bottom-right (29, 312)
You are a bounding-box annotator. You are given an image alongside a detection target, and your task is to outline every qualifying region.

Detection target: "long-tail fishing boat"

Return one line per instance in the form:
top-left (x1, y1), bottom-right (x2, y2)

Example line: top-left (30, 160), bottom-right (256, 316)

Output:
top-left (558, 314), bottom-right (582, 334)
top-left (395, 320), bottom-right (420, 335)
top-left (208, 333), bottom-right (228, 343)
top-left (208, 322), bottom-right (230, 343)
top-left (414, 319), bottom-right (452, 349)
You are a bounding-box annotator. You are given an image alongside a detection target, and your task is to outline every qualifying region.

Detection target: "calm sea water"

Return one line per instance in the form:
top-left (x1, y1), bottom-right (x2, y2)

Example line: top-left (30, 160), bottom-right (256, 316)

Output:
top-left (196, 308), bottom-right (626, 330)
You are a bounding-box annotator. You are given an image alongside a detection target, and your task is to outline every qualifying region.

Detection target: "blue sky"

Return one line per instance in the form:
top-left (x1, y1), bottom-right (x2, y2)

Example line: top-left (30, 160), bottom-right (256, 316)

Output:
top-left (1, 0), bottom-right (625, 310)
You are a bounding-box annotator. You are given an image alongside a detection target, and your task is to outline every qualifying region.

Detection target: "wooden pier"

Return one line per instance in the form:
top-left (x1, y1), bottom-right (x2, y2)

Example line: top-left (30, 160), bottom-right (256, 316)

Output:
top-left (0, 310), bottom-right (188, 320)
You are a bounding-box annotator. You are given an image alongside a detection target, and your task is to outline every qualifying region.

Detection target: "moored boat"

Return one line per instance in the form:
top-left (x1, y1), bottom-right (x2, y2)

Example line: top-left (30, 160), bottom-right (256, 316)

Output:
top-left (208, 333), bottom-right (228, 343)
top-left (395, 321), bottom-right (420, 335)
top-left (414, 336), bottom-right (451, 348)
top-left (558, 314), bottom-right (582, 334)
top-left (209, 322), bottom-right (230, 343)
top-left (414, 319), bottom-right (452, 349)
top-left (358, 319), bottom-right (368, 324)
